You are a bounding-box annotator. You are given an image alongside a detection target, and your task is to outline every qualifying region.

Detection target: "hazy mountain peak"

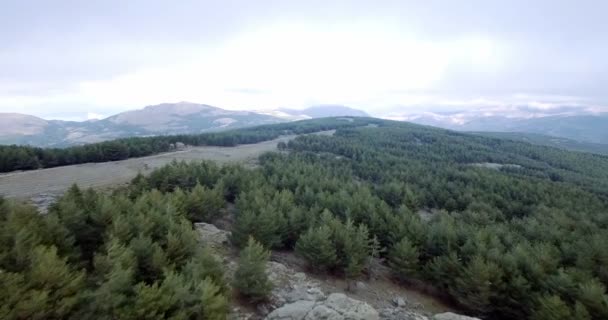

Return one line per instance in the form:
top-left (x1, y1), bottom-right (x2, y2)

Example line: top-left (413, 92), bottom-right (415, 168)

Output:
top-left (0, 113), bottom-right (49, 136)
top-left (0, 103), bottom-right (283, 147)
top-left (274, 105), bottom-right (369, 119)
top-left (143, 102), bottom-right (218, 115)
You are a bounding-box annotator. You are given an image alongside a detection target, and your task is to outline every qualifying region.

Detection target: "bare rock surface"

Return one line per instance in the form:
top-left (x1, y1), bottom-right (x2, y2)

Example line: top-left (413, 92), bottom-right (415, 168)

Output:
top-left (196, 223), bottom-right (475, 320)
top-left (433, 312), bottom-right (482, 320)
top-left (195, 222), bottom-right (231, 248)
top-left (265, 293), bottom-right (379, 320)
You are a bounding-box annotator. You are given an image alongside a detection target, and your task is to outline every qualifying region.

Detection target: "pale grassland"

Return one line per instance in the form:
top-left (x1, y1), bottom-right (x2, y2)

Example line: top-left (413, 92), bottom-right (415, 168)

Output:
top-left (0, 130), bottom-right (336, 199)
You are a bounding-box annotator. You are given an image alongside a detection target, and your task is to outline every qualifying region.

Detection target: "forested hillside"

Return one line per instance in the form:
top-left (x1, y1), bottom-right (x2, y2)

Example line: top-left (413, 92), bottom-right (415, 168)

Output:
top-left (2, 119), bottom-right (608, 319)
top-left (0, 117), bottom-right (381, 173)
top-left (472, 131), bottom-right (608, 155)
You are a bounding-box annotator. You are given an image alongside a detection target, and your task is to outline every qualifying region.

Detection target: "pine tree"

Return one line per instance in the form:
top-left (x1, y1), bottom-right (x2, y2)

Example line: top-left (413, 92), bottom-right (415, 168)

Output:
top-left (531, 295), bottom-right (572, 320)
top-left (92, 239), bottom-right (137, 317)
top-left (339, 221), bottom-right (370, 290)
top-left (577, 279), bottom-right (608, 320)
top-left (453, 255), bottom-right (503, 315)
top-left (295, 225), bottom-right (337, 273)
top-left (233, 237), bottom-right (272, 302)
top-left (199, 277), bottom-right (229, 319)
top-left (17, 246), bottom-right (86, 319)
top-left (388, 237), bottom-right (420, 282)
top-left (184, 183), bottom-right (226, 223)
top-left (573, 301), bottom-right (592, 320)
top-left (230, 209), bottom-right (258, 248)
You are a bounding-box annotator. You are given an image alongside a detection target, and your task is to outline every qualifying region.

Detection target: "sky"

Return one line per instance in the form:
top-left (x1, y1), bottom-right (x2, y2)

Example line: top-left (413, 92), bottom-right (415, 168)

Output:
top-left (1, 0), bottom-right (607, 120)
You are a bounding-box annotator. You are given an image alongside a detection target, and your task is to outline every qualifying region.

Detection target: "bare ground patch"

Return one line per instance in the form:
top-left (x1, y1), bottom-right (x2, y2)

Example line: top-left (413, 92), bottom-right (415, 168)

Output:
top-left (0, 135), bottom-right (303, 200)
top-left (0, 130), bottom-right (338, 200)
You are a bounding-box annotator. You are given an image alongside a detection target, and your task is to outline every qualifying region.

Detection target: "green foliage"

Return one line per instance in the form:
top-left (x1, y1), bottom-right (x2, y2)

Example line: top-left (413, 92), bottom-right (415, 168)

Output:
top-left (388, 237), bottom-right (420, 282)
top-left (183, 183), bottom-right (226, 222)
top-left (233, 237), bottom-right (272, 302)
top-left (0, 246), bottom-right (86, 320)
top-left (531, 295), bottom-right (573, 320)
top-left (577, 279), bottom-right (608, 319)
top-left (4, 117), bottom-right (608, 319)
top-left (0, 181), bottom-right (229, 319)
top-left (0, 117), bottom-right (380, 173)
top-left (295, 225), bottom-right (337, 272)
top-left (453, 256), bottom-right (503, 315)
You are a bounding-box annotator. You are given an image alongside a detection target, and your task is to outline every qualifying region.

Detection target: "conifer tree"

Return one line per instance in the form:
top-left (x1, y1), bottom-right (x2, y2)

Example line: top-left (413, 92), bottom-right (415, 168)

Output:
top-left (577, 279), bottom-right (608, 320)
top-left (531, 295), bottom-right (572, 320)
top-left (233, 237), bottom-right (272, 302)
top-left (453, 255), bottom-right (503, 315)
top-left (184, 183), bottom-right (225, 222)
top-left (573, 301), bottom-right (592, 320)
top-left (295, 225), bottom-right (337, 272)
top-left (199, 277), bottom-right (229, 319)
top-left (230, 209), bottom-right (258, 248)
top-left (15, 246), bottom-right (85, 319)
top-left (388, 236), bottom-right (420, 282)
top-left (339, 221), bottom-right (371, 289)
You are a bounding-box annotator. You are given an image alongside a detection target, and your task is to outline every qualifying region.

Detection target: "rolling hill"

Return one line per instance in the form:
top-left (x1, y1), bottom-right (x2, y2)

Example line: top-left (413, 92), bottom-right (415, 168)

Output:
top-left (472, 131), bottom-right (608, 155)
top-left (0, 102), bottom-right (283, 147)
top-left (403, 112), bottom-right (608, 144)
top-left (0, 103), bottom-right (371, 147)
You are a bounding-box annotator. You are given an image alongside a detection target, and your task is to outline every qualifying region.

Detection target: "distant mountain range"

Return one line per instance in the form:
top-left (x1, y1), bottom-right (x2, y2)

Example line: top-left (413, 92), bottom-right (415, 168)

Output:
top-left (6, 101), bottom-right (608, 153)
top-left (472, 131), bottom-right (608, 155)
top-left (256, 105), bottom-right (369, 120)
top-left (0, 103), bottom-right (369, 147)
top-left (400, 112), bottom-right (608, 144)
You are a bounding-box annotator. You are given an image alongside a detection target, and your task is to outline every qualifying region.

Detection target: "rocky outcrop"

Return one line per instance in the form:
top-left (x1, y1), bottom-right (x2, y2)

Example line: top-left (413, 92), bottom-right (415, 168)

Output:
top-left (195, 222), bottom-right (231, 248)
top-left (195, 223), bottom-right (477, 320)
top-left (433, 312), bottom-right (481, 320)
top-left (265, 293), bottom-right (379, 320)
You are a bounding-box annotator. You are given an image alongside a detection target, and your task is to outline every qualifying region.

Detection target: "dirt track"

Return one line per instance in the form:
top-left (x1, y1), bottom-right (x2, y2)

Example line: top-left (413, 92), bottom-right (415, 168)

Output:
top-left (0, 135), bottom-right (299, 199)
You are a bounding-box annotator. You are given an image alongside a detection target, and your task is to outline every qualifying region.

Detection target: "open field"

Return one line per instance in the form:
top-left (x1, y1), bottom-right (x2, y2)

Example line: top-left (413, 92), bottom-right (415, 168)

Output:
top-left (0, 132), bottom-right (336, 200)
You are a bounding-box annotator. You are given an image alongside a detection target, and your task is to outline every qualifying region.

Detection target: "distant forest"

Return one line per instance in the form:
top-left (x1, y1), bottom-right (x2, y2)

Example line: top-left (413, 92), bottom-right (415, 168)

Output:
top-left (0, 117), bottom-right (382, 173)
top-left (2, 119), bottom-right (608, 319)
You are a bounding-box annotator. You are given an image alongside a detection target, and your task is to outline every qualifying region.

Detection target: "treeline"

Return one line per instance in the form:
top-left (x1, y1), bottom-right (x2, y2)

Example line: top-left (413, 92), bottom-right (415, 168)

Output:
top-left (0, 117), bottom-right (380, 173)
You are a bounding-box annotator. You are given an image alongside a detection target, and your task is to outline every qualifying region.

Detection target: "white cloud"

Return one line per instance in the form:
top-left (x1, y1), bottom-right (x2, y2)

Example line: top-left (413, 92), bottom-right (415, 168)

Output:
top-left (87, 112), bottom-right (105, 120)
top-left (0, 22), bottom-right (513, 116)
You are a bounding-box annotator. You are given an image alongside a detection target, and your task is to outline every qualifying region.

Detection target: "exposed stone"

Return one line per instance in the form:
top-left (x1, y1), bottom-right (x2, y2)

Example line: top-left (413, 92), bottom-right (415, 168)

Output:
top-left (265, 300), bottom-right (315, 320)
top-left (433, 312), bottom-right (481, 320)
top-left (228, 306), bottom-right (255, 320)
top-left (392, 296), bottom-right (406, 308)
top-left (195, 223), bottom-right (230, 248)
top-left (324, 293), bottom-right (379, 319)
top-left (355, 281), bottom-right (367, 290)
top-left (380, 308), bottom-right (429, 320)
top-left (283, 284), bottom-right (326, 304)
top-left (265, 293), bottom-right (379, 320)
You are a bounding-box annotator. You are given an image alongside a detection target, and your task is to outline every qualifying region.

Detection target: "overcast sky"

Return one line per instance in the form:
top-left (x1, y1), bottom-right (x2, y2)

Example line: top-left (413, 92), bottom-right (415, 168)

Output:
top-left (1, 0), bottom-right (607, 120)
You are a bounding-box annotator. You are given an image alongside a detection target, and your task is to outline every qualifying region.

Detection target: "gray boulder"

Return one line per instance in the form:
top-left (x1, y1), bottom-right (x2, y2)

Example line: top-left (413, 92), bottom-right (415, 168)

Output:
top-left (195, 223), bottom-right (230, 248)
top-left (265, 293), bottom-right (379, 320)
top-left (433, 312), bottom-right (481, 320)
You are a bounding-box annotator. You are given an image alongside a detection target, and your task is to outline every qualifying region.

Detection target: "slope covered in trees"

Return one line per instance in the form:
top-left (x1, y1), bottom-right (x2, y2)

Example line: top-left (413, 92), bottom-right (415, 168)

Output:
top-left (2, 119), bottom-right (608, 319)
top-left (0, 117), bottom-right (382, 173)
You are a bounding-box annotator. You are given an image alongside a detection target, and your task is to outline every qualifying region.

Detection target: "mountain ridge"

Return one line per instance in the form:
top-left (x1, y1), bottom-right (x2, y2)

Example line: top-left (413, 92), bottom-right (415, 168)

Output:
top-left (402, 111), bottom-right (608, 144)
top-left (0, 103), bottom-right (371, 147)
